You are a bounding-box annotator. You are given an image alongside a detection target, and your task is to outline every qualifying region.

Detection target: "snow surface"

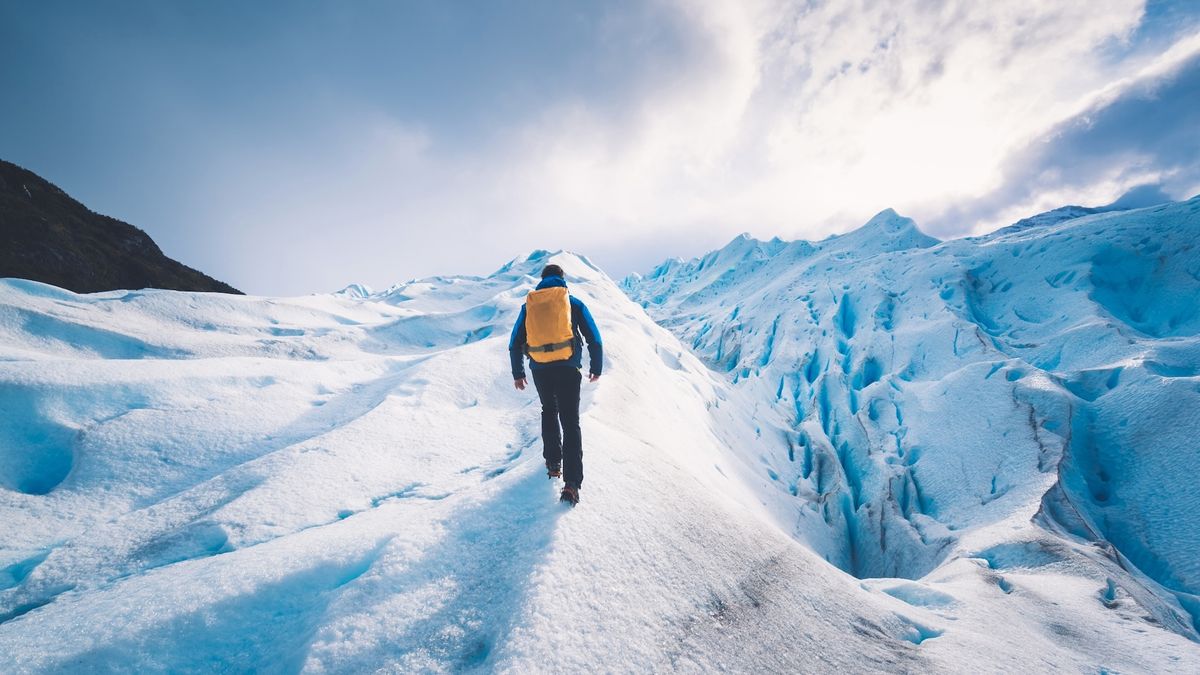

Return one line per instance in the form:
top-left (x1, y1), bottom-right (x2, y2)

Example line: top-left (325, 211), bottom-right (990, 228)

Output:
top-left (0, 198), bottom-right (1198, 672)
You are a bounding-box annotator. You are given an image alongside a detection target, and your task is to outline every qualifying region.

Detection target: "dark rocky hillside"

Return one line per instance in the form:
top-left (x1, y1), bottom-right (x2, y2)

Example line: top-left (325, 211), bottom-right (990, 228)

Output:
top-left (0, 159), bottom-right (241, 294)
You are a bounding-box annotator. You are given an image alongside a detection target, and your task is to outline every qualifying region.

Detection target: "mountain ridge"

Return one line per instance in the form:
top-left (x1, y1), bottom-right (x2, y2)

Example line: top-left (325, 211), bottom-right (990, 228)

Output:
top-left (0, 159), bottom-right (240, 295)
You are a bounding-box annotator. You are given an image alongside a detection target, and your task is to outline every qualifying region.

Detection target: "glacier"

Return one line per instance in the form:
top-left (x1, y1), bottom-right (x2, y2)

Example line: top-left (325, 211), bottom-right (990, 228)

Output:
top-left (624, 198), bottom-right (1200, 656)
top-left (0, 199), bottom-right (1198, 672)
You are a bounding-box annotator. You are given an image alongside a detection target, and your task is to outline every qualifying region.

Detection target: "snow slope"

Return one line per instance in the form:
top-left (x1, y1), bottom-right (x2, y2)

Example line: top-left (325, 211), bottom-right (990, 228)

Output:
top-left (625, 198), bottom-right (1200, 668)
top-left (0, 221), bottom-right (1197, 672)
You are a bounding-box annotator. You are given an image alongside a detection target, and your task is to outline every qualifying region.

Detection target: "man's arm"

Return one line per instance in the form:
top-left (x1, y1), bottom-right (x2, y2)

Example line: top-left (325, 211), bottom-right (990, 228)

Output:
top-left (509, 305), bottom-right (528, 382)
top-left (571, 297), bottom-right (603, 377)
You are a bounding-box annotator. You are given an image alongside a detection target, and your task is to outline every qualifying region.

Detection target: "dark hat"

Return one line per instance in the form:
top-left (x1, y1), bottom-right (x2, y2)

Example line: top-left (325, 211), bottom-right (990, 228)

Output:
top-left (541, 264), bottom-right (565, 279)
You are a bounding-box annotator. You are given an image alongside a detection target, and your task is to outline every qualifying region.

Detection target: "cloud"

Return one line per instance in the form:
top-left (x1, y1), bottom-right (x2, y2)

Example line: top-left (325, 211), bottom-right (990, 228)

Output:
top-left (173, 0), bottom-right (1198, 291)
top-left (458, 0), bottom-right (1192, 268)
top-left (923, 42), bottom-right (1200, 235)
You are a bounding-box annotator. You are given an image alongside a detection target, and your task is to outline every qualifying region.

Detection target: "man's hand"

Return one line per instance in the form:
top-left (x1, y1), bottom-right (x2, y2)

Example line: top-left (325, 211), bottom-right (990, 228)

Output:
top-left (514, 377), bottom-right (527, 390)
top-left (588, 373), bottom-right (600, 383)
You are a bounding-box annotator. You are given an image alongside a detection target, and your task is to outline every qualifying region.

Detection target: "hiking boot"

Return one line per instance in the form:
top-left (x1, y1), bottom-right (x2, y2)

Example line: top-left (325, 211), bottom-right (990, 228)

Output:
top-left (546, 462), bottom-right (562, 479)
top-left (560, 485), bottom-right (579, 506)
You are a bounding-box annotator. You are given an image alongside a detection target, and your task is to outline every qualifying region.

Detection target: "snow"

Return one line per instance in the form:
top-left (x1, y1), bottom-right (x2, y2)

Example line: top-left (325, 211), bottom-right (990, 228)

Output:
top-left (0, 198), bottom-right (1198, 671)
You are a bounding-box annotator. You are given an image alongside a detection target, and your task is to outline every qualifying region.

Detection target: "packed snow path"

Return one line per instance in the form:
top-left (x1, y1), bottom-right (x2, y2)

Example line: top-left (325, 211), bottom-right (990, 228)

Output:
top-left (1, 226), bottom-right (1198, 670)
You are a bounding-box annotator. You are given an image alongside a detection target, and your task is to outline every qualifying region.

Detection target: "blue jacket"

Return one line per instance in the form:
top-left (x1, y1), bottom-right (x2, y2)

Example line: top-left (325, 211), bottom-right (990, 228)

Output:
top-left (509, 276), bottom-right (603, 379)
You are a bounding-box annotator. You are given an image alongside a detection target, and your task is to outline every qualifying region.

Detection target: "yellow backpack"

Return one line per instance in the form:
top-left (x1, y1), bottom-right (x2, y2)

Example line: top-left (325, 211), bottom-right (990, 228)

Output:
top-left (525, 286), bottom-right (574, 363)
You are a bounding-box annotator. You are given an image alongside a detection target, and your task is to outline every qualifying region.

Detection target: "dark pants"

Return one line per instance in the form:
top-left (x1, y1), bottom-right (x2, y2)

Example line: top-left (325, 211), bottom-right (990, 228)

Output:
top-left (532, 366), bottom-right (583, 488)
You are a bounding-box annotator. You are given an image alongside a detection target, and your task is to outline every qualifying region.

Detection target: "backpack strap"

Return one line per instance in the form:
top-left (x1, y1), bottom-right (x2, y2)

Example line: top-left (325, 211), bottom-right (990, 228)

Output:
top-left (526, 339), bottom-right (574, 354)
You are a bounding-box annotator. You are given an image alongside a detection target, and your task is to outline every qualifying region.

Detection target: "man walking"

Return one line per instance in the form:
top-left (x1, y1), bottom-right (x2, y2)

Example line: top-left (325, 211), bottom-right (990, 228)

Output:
top-left (509, 264), bottom-right (603, 506)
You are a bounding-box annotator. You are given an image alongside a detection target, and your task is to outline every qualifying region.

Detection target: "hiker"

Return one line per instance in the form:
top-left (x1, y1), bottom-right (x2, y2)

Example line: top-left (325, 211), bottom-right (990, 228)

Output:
top-left (508, 263), bottom-right (603, 506)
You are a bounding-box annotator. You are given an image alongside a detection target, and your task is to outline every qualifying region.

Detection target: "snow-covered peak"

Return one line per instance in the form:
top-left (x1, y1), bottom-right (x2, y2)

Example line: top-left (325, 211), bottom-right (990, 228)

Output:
top-left (644, 256), bottom-right (685, 280)
top-left (337, 250), bottom-right (609, 311)
top-left (542, 249), bottom-right (607, 282)
top-left (710, 232), bottom-right (788, 262)
top-left (624, 211), bottom-right (939, 316)
top-left (822, 208), bottom-right (939, 252)
top-left (492, 249), bottom-right (605, 283)
top-left (992, 184), bottom-right (1179, 237)
top-left (334, 282), bottom-right (373, 299)
top-left (855, 207), bottom-right (920, 236)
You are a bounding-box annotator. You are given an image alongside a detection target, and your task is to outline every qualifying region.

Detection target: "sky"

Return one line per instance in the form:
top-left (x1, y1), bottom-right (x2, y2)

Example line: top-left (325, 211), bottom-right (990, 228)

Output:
top-left (2, 0), bottom-right (1199, 295)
